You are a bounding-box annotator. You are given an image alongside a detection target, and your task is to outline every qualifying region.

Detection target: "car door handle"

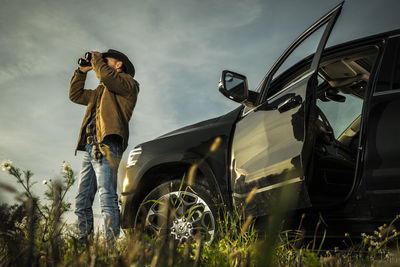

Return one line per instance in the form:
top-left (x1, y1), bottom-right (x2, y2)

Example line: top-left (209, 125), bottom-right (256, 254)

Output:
top-left (277, 95), bottom-right (302, 113)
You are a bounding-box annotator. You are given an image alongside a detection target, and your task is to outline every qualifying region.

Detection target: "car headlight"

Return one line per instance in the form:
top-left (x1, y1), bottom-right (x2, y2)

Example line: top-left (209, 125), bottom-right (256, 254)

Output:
top-left (126, 147), bottom-right (142, 168)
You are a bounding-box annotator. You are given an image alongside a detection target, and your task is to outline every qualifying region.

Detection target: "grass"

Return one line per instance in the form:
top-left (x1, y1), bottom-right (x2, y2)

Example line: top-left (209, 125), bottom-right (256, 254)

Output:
top-left (2, 160), bottom-right (400, 266)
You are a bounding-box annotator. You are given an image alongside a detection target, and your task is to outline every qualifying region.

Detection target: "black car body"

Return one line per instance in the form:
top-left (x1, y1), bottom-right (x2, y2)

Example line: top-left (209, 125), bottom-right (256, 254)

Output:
top-left (120, 1), bottom-right (400, 241)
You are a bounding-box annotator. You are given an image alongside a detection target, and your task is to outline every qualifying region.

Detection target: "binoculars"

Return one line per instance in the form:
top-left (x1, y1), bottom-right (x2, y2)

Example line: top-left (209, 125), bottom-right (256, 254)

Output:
top-left (78, 52), bottom-right (93, 67)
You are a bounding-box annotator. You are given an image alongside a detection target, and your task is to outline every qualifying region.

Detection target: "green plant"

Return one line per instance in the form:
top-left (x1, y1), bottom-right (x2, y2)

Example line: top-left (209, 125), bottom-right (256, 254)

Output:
top-left (0, 160), bottom-right (76, 266)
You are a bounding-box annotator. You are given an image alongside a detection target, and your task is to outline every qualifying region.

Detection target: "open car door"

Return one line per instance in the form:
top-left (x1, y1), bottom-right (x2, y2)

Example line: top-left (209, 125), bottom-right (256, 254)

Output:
top-left (230, 3), bottom-right (343, 216)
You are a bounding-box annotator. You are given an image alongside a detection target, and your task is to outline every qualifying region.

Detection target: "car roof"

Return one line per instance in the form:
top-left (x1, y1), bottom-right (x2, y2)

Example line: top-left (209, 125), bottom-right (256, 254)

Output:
top-left (326, 0), bottom-right (400, 48)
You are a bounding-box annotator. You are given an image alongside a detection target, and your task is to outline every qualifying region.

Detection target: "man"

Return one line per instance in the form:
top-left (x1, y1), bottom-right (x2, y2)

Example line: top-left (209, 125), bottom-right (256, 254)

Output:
top-left (69, 49), bottom-right (139, 243)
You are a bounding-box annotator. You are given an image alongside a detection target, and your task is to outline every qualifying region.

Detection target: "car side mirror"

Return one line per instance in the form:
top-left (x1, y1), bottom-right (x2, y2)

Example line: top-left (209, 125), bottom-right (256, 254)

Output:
top-left (218, 70), bottom-right (249, 103)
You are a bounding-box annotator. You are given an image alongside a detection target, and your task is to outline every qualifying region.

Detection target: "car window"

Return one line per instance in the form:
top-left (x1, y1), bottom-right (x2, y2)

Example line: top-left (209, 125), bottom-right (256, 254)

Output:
top-left (256, 23), bottom-right (327, 98)
top-left (316, 45), bottom-right (379, 139)
top-left (265, 58), bottom-right (313, 101)
top-left (271, 23), bottom-right (327, 82)
top-left (317, 93), bottom-right (363, 139)
top-left (261, 22), bottom-right (328, 99)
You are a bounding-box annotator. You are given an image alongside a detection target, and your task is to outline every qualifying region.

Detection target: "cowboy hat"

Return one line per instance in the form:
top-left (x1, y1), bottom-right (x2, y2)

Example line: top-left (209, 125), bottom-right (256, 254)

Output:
top-left (102, 49), bottom-right (135, 77)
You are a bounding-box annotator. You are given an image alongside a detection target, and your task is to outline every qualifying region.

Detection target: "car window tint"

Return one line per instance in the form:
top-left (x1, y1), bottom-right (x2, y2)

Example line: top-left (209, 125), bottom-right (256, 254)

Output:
top-left (375, 37), bottom-right (400, 93)
top-left (271, 23), bottom-right (328, 84)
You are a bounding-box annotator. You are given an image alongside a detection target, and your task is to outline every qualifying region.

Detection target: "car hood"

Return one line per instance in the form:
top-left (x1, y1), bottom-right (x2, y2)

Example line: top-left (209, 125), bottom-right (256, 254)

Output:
top-left (134, 106), bottom-right (242, 151)
top-left (156, 116), bottom-right (224, 139)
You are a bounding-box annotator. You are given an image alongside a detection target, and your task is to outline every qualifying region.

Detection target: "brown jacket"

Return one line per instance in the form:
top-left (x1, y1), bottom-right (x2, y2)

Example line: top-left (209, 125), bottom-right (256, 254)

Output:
top-left (69, 53), bottom-right (138, 154)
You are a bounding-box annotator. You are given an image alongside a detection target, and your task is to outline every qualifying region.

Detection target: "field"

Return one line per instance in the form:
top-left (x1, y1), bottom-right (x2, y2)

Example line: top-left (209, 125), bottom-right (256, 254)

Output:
top-left (1, 160), bottom-right (400, 267)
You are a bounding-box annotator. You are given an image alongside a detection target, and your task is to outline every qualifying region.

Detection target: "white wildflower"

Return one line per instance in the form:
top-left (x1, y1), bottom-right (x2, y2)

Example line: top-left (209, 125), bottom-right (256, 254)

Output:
top-left (361, 232), bottom-right (367, 238)
top-left (1, 160), bottom-right (12, 171)
top-left (15, 216), bottom-right (28, 230)
top-left (62, 161), bottom-right (71, 174)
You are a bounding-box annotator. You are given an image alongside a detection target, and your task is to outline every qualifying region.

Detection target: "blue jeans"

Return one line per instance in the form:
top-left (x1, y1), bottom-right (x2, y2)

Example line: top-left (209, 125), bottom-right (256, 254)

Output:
top-left (75, 138), bottom-right (122, 242)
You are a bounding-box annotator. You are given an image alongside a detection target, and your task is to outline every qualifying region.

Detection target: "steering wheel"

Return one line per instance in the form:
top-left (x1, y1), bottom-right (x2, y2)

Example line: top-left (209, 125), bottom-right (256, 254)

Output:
top-left (315, 106), bottom-right (335, 144)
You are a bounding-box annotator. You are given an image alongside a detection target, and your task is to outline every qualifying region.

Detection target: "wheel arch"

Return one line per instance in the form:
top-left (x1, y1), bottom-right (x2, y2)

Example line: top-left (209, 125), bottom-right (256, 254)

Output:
top-left (121, 159), bottom-right (224, 228)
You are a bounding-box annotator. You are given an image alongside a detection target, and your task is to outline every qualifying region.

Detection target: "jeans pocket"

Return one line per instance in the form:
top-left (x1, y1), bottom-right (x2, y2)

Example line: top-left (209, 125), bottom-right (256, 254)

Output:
top-left (100, 141), bottom-right (122, 165)
top-left (102, 137), bottom-right (122, 158)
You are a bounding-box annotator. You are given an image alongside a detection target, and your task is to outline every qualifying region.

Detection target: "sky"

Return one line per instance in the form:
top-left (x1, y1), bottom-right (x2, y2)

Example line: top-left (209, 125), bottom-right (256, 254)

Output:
top-left (2, 0), bottom-right (391, 229)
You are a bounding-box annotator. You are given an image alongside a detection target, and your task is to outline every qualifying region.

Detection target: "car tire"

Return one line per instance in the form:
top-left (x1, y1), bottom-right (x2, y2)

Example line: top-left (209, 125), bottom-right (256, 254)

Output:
top-left (134, 179), bottom-right (218, 244)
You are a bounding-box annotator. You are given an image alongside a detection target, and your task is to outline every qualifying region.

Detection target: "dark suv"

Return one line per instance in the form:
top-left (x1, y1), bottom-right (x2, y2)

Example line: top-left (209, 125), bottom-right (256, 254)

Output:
top-left (120, 1), bottom-right (400, 243)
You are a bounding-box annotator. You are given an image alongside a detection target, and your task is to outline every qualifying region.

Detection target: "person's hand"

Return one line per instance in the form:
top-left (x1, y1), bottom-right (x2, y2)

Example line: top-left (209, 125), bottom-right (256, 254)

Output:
top-left (78, 51), bottom-right (101, 72)
top-left (91, 51), bottom-right (102, 58)
top-left (79, 64), bottom-right (92, 73)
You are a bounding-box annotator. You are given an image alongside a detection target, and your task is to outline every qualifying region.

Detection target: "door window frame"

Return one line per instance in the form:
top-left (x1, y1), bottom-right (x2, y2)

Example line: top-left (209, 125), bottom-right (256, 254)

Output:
top-left (257, 2), bottom-right (343, 105)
